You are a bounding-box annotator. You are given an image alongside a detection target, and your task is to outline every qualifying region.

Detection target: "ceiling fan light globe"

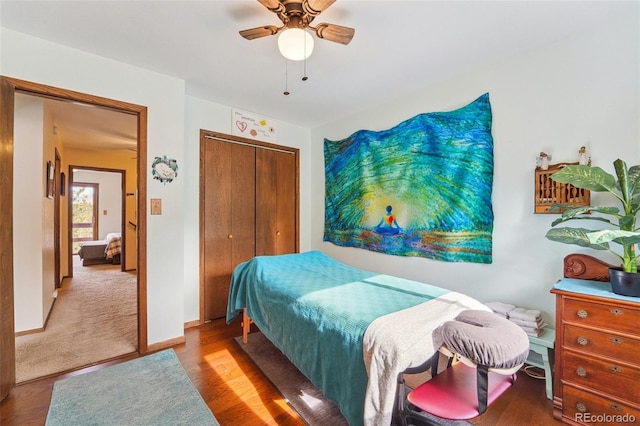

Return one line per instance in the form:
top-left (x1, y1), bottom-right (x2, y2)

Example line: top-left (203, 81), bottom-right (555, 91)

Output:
top-left (278, 28), bottom-right (314, 61)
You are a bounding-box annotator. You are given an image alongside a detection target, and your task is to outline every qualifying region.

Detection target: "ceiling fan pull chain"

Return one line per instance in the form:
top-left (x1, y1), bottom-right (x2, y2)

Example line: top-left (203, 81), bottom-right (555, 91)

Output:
top-left (283, 59), bottom-right (290, 95)
top-left (302, 35), bottom-right (309, 81)
top-left (302, 57), bottom-right (309, 82)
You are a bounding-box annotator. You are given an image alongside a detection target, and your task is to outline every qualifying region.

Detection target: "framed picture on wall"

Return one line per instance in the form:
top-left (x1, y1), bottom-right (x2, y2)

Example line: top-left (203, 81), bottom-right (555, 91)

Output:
top-left (46, 161), bottom-right (55, 198)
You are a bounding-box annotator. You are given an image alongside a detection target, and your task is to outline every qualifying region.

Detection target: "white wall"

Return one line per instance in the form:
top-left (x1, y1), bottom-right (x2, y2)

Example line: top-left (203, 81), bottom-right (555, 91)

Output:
top-left (182, 96), bottom-right (312, 323)
top-left (13, 95), bottom-right (45, 332)
top-left (310, 13), bottom-right (640, 325)
top-left (13, 94), bottom-right (65, 333)
top-left (42, 99), bottom-right (57, 326)
top-left (73, 170), bottom-right (122, 239)
top-left (2, 28), bottom-right (186, 345)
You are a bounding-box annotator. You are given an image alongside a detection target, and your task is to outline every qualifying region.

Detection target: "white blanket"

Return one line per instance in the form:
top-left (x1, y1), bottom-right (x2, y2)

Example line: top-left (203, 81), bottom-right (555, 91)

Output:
top-left (362, 292), bottom-right (490, 426)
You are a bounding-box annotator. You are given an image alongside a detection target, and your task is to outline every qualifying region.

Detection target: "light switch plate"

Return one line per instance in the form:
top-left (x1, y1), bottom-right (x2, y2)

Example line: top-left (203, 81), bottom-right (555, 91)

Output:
top-left (150, 198), bottom-right (162, 215)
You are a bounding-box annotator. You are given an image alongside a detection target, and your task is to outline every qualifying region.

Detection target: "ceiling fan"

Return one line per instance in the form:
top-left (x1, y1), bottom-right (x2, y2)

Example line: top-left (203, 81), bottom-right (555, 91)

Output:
top-left (239, 0), bottom-right (355, 48)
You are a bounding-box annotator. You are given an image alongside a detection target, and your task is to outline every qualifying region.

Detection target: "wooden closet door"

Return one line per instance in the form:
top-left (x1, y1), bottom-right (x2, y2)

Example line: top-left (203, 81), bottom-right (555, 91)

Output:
top-left (255, 148), bottom-right (297, 256)
top-left (203, 139), bottom-right (255, 320)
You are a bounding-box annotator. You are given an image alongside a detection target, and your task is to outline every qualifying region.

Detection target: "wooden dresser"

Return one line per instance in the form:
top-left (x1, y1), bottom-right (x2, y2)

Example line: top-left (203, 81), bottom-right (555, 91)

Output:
top-left (552, 278), bottom-right (640, 425)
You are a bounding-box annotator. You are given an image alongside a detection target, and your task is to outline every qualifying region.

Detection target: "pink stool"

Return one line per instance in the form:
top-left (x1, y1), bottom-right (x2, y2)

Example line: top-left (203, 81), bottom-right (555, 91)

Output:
top-left (407, 357), bottom-right (516, 420)
top-left (397, 310), bottom-right (529, 425)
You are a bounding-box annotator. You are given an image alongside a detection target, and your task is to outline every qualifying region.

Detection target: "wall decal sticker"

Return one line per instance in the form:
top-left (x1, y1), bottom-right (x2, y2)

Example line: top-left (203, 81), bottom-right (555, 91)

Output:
top-left (232, 109), bottom-right (277, 142)
top-left (151, 155), bottom-right (178, 184)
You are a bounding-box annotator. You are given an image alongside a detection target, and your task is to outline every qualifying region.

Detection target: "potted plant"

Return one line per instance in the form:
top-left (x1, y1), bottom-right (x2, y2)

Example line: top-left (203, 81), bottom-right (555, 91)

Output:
top-left (545, 159), bottom-right (640, 297)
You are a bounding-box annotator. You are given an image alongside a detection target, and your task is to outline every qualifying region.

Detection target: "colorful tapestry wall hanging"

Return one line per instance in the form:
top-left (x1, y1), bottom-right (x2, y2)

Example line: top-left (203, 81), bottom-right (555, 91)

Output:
top-left (324, 93), bottom-right (494, 264)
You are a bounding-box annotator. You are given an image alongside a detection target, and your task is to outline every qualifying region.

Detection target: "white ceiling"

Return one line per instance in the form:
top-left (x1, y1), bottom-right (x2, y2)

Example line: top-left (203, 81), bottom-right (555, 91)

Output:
top-left (1, 1), bottom-right (636, 148)
top-left (49, 98), bottom-right (139, 152)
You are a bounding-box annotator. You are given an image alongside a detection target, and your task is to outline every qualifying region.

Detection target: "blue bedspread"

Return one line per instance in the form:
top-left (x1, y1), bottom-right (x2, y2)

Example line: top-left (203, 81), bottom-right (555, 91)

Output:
top-left (226, 251), bottom-right (449, 425)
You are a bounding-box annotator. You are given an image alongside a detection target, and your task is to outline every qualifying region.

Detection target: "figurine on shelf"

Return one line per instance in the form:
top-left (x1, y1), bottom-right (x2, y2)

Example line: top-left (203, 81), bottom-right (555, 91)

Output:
top-left (578, 146), bottom-right (588, 165)
top-left (539, 152), bottom-right (549, 170)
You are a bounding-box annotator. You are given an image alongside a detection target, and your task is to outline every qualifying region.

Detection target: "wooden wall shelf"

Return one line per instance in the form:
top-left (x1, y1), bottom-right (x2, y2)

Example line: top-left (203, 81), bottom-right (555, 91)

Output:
top-left (534, 163), bottom-right (590, 214)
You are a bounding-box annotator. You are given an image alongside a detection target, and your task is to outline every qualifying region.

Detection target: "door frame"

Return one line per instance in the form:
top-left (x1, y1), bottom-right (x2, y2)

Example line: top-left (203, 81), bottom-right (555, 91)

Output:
top-left (69, 167), bottom-right (128, 274)
top-left (54, 148), bottom-right (62, 288)
top-left (0, 76), bottom-right (148, 401)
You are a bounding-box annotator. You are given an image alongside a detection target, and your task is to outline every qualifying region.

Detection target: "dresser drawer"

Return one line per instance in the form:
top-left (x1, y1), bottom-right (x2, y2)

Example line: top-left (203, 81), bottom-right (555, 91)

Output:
top-left (562, 385), bottom-right (640, 425)
top-left (563, 351), bottom-right (640, 403)
top-left (563, 298), bottom-right (640, 335)
top-left (564, 324), bottom-right (640, 364)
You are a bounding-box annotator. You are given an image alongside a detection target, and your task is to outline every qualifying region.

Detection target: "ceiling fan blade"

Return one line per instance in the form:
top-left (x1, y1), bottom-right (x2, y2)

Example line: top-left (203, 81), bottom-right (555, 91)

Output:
top-left (239, 25), bottom-right (280, 40)
top-left (257, 0), bottom-right (286, 15)
top-left (303, 0), bottom-right (336, 16)
top-left (314, 23), bottom-right (355, 45)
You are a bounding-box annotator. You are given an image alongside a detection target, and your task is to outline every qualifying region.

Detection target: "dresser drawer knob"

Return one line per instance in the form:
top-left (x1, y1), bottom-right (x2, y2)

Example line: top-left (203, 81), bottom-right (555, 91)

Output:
top-left (610, 336), bottom-right (623, 345)
top-left (609, 365), bottom-right (623, 374)
top-left (576, 402), bottom-right (587, 413)
top-left (575, 367), bottom-right (587, 377)
top-left (577, 336), bottom-right (589, 346)
top-left (577, 309), bottom-right (588, 318)
top-left (609, 308), bottom-right (623, 316)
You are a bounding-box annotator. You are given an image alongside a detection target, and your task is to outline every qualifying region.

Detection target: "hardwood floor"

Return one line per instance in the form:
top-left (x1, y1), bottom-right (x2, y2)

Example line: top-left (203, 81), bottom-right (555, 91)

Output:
top-left (1, 317), bottom-right (560, 426)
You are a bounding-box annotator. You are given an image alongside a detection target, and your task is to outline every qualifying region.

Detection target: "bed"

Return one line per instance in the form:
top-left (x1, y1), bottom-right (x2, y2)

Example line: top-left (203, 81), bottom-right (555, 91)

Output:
top-left (77, 233), bottom-right (122, 266)
top-left (226, 251), bottom-right (489, 426)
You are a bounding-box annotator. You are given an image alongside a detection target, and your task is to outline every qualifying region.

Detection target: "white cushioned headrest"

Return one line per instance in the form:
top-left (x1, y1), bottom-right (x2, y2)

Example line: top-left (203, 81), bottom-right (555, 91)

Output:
top-left (440, 310), bottom-right (529, 369)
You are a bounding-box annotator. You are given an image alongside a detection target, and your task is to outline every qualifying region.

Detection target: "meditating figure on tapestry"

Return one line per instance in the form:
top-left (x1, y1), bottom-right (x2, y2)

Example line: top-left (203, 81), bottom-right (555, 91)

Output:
top-left (374, 205), bottom-right (403, 236)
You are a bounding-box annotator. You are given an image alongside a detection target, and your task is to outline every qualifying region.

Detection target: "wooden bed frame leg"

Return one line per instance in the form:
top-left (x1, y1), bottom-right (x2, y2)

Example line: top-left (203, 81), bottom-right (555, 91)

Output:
top-left (241, 308), bottom-right (252, 344)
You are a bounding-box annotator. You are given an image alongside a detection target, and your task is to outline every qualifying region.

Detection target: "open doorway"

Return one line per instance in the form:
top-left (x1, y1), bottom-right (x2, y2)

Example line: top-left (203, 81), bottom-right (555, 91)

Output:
top-left (13, 97), bottom-right (138, 383)
top-left (70, 167), bottom-right (130, 272)
top-left (0, 77), bottom-right (148, 399)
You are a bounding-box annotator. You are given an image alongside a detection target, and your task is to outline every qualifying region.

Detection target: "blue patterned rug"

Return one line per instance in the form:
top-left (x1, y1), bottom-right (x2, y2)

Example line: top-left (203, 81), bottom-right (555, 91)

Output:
top-left (46, 349), bottom-right (219, 426)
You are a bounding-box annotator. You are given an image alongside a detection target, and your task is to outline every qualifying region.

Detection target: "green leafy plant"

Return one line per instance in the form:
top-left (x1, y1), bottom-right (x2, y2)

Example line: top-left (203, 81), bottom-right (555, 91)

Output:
top-left (545, 159), bottom-right (640, 273)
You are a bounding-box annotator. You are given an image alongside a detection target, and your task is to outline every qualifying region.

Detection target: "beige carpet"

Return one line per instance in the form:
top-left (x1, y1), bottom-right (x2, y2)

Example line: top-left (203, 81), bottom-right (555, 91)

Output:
top-left (15, 258), bottom-right (137, 383)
